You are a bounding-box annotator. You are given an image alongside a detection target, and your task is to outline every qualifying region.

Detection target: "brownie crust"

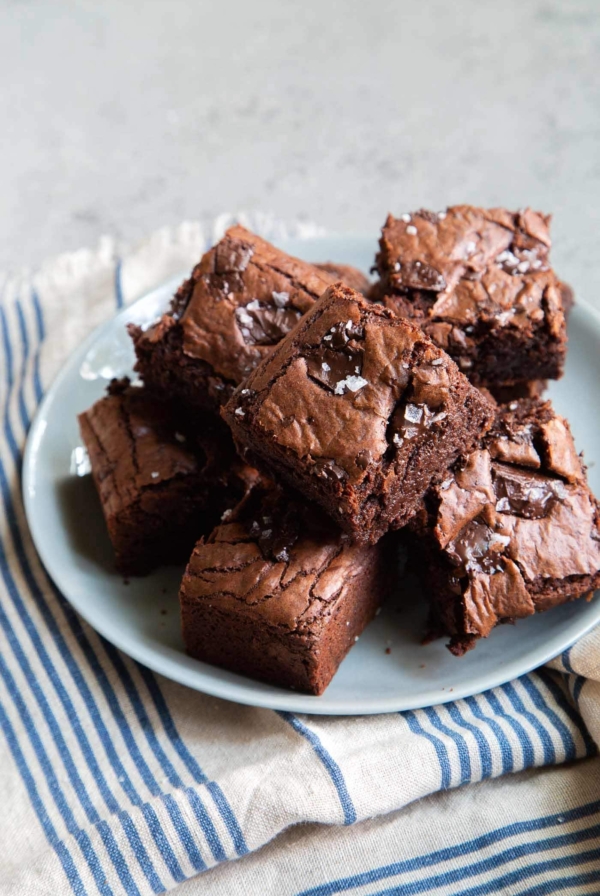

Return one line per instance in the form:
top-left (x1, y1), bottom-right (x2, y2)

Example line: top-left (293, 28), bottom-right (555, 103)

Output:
top-left (78, 379), bottom-right (256, 575)
top-left (410, 398), bottom-right (600, 654)
top-left (374, 206), bottom-right (568, 390)
top-left (223, 284), bottom-right (495, 544)
top-left (129, 226), bottom-right (368, 412)
top-left (180, 484), bottom-right (391, 694)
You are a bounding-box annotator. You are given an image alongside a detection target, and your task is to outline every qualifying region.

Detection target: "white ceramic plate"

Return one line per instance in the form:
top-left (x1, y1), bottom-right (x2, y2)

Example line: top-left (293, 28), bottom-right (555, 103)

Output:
top-left (23, 235), bottom-right (600, 715)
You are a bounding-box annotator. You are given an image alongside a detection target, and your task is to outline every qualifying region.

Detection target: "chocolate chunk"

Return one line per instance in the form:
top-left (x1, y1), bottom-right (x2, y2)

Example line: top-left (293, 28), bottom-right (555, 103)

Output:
top-left (254, 508), bottom-right (300, 562)
top-left (403, 260), bottom-right (446, 292)
top-left (492, 463), bottom-right (562, 519)
top-left (306, 345), bottom-right (364, 392)
top-left (356, 450), bottom-right (371, 470)
top-left (235, 302), bottom-right (302, 346)
top-left (312, 458), bottom-right (348, 481)
top-left (446, 518), bottom-right (509, 576)
top-left (305, 320), bottom-right (366, 393)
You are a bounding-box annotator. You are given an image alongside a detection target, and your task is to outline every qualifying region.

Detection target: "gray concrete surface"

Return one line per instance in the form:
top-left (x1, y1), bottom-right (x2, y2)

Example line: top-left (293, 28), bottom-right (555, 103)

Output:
top-left (2, 0), bottom-right (599, 298)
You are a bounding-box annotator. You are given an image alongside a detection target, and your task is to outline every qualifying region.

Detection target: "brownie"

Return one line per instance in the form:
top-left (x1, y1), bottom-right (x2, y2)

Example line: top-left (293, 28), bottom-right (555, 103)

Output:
top-left (78, 379), bottom-right (257, 575)
top-left (222, 284), bottom-right (495, 544)
top-left (314, 262), bottom-right (370, 294)
top-left (180, 482), bottom-right (392, 694)
top-left (487, 379), bottom-right (547, 404)
top-left (128, 225), bottom-right (368, 412)
top-left (373, 206), bottom-right (568, 390)
top-left (410, 399), bottom-right (600, 655)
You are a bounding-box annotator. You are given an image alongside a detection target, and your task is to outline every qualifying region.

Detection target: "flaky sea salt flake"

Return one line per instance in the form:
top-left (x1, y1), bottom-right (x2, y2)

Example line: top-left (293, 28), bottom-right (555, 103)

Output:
top-left (334, 375), bottom-right (368, 395)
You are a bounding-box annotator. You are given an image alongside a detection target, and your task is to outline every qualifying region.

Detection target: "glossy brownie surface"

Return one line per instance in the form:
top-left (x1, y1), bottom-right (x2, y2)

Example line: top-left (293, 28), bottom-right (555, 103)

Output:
top-left (223, 283), bottom-right (494, 542)
top-left (79, 379), bottom-right (256, 575)
top-left (180, 483), bottom-right (389, 694)
top-left (375, 206), bottom-right (568, 388)
top-left (411, 398), bottom-right (600, 654)
top-left (130, 226), bottom-right (368, 411)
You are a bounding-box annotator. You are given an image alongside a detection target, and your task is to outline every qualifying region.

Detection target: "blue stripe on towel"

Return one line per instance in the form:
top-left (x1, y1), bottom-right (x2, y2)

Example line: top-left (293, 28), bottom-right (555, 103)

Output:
top-left (403, 711), bottom-right (452, 790)
top-left (0, 308), bottom-right (163, 889)
top-left (463, 695), bottom-right (514, 775)
top-left (115, 258), bottom-right (124, 309)
top-left (137, 664), bottom-right (245, 858)
top-left (536, 668), bottom-right (596, 758)
top-left (482, 689), bottom-right (535, 768)
top-left (278, 712), bottom-right (357, 825)
top-left (30, 288), bottom-right (45, 403)
top-left (11, 291), bottom-right (246, 879)
top-left (0, 697), bottom-right (87, 895)
top-left (422, 706), bottom-right (471, 784)
top-left (443, 701), bottom-right (493, 779)
top-left (297, 800), bottom-right (600, 895)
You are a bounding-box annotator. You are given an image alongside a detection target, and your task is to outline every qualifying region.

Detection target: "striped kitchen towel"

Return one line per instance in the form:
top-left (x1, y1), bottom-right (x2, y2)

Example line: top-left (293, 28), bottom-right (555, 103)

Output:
top-left (0, 214), bottom-right (599, 896)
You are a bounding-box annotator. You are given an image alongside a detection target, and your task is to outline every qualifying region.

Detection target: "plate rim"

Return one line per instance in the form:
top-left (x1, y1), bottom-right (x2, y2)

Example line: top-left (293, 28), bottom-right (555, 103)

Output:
top-left (22, 241), bottom-right (600, 715)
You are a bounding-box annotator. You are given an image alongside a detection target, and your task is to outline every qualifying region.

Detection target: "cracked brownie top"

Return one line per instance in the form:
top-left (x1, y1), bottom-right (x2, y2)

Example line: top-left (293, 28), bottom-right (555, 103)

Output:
top-left (155, 225), bottom-right (339, 385)
top-left (223, 283), bottom-right (494, 541)
top-left (374, 206), bottom-right (567, 386)
top-left (180, 482), bottom-right (373, 636)
top-left (412, 398), bottom-right (600, 653)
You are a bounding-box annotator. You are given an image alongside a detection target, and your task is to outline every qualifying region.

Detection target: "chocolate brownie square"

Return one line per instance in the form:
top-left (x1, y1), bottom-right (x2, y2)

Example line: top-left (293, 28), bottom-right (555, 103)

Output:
top-left (314, 262), bottom-right (370, 294)
top-left (373, 206), bottom-right (568, 390)
top-left (128, 225), bottom-right (368, 412)
top-left (222, 284), bottom-right (495, 544)
top-left (78, 379), bottom-right (256, 575)
top-left (410, 399), bottom-right (600, 655)
top-left (180, 482), bottom-right (392, 694)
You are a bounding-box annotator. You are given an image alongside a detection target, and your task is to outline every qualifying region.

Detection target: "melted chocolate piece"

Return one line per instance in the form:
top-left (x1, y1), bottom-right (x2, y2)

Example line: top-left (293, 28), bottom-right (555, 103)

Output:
top-left (306, 346), bottom-right (364, 391)
top-left (403, 260), bottom-right (446, 292)
top-left (252, 508), bottom-right (300, 562)
top-left (235, 302), bottom-right (302, 346)
top-left (447, 518), bottom-right (509, 576)
top-left (312, 458), bottom-right (348, 481)
top-left (492, 464), bottom-right (563, 519)
top-left (305, 321), bottom-right (365, 392)
top-left (356, 450), bottom-right (371, 470)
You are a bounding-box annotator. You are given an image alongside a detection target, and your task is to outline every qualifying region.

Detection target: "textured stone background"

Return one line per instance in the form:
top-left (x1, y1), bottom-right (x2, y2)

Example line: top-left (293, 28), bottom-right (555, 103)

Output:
top-left (2, 0), bottom-right (599, 296)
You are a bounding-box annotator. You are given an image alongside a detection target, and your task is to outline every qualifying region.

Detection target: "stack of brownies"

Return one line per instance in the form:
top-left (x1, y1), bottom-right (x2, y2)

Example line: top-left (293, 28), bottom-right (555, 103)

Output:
top-left (79, 207), bottom-right (600, 694)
